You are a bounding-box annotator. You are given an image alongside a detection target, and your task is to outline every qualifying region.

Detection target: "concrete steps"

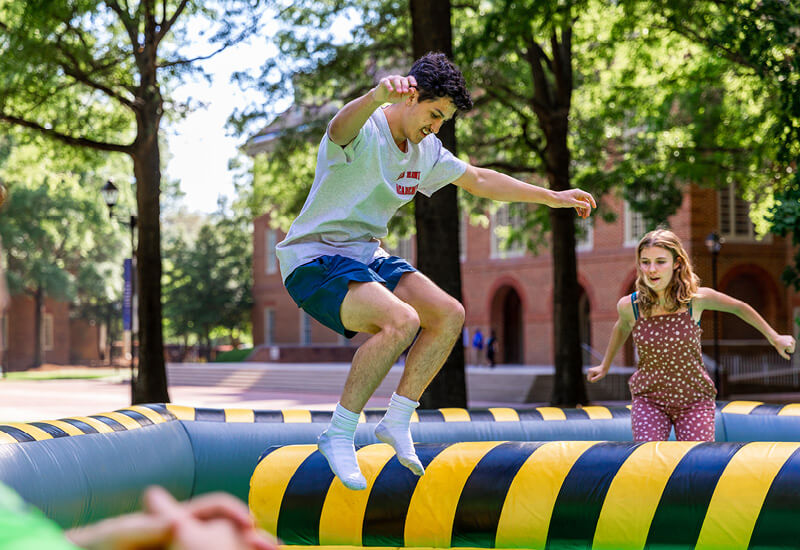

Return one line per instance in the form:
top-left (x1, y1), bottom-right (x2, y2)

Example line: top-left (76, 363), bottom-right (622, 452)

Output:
top-left (166, 363), bottom-right (633, 404)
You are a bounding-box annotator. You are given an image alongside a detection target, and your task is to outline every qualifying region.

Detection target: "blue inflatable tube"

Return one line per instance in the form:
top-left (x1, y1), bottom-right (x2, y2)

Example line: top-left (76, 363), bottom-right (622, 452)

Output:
top-left (0, 401), bottom-right (797, 529)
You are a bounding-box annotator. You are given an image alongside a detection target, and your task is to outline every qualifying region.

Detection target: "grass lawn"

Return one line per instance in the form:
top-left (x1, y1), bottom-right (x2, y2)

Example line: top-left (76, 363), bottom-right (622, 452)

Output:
top-left (1, 368), bottom-right (121, 381)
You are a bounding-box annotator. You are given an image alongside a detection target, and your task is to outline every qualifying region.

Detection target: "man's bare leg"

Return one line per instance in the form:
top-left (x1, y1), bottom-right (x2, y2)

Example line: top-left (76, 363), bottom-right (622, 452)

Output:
top-left (374, 272), bottom-right (465, 475)
top-left (393, 271), bottom-right (466, 399)
top-left (318, 281), bottom-right (420, 490)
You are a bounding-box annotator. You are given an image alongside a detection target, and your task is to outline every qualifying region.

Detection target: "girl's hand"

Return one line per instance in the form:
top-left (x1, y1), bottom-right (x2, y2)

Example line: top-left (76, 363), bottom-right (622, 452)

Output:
top-left (586, 365), bottom-right (608, 383)
top-left (771, 334), bottom-right (796, 360)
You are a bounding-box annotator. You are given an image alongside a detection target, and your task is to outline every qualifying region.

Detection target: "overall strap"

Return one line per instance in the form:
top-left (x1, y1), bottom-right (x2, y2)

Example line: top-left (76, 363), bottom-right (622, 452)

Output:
top-left (631, 291), bottom-right (639, 321)
top-left (689, 299), bottom-right (701, 325)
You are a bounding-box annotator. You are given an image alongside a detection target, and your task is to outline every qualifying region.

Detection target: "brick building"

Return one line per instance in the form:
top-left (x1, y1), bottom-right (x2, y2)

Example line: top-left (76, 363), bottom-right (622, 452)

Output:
top-left (251, 183), bottom-right (800, 367)
top-left (0, 296), bottom-right (102, 372)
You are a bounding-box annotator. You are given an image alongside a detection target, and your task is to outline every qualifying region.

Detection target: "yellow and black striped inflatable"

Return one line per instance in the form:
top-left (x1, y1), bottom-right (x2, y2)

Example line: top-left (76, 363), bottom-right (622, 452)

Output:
top-left (250, 440), bottom-right (800, 549)
top-left (4, 401), bottom-right (800, 532)
top-left (0, 405), bottom-right (176, 444)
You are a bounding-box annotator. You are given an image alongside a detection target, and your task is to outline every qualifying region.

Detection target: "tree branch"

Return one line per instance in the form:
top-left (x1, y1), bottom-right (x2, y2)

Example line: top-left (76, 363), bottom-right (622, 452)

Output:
top-left (158, 42), bottom-right (229, 69)
top-left (482, 87), bottom-right (546, 161)
top-left (519, 117), bottom-right (547, 165)
top-left (0, 113), bottom-right (132, 154)
top-left (106, 0), bottom-right (141, 63)
top-left (523, 35), bottom-right (553, 113)
top-left (52, 40), bottom-right (135, 109)
top-left (550, 25), bottom-right (573, 103)
top-left (156, 0), bottom-right (189, 44)
top-left (668, 21), bottom-right (761, 73)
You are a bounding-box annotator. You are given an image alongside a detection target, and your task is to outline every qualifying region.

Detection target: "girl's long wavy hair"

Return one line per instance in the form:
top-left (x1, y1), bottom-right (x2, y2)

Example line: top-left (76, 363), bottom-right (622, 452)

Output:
top-left (635, 229), bottom-right (700, 317)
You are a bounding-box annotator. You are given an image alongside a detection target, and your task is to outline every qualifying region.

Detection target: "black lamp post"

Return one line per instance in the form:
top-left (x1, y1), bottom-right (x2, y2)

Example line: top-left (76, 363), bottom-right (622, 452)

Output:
top-left (705, 231), bottom-right (724, 398)
top-left (101, 179), bottom-right (137, 402)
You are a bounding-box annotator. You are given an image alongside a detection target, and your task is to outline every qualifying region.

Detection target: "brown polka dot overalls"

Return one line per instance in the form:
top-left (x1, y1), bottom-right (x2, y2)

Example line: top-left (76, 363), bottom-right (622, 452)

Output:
top-left (629, 292), bottom-right (717, 441)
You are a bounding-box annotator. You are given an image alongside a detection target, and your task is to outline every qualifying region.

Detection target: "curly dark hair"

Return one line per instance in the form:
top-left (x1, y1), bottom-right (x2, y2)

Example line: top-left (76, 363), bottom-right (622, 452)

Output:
top-left (408, 52), bottom-right (473, 113)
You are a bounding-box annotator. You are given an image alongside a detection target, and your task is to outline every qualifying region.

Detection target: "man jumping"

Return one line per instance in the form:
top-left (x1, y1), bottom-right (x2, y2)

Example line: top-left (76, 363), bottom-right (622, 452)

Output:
top-left (276, 53), bottom-right (595, 489)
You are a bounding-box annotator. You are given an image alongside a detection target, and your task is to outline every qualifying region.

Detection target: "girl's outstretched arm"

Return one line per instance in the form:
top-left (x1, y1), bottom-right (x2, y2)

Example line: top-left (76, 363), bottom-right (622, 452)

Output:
top-left (587, 296), bottom-right (636, 383)
top-left (694, 287), bottom-right (796, 359)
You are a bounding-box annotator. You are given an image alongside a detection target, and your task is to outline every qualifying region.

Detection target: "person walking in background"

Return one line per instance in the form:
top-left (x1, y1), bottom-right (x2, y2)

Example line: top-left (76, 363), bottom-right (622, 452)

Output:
top-left (587, 229), bottom-right (795, 442)
top-left (471, 328), bottom-right (484, 366)
top-left (486, 330), bottom-right (497, 368)
top-left (276, 52), bottom-right (595, 490)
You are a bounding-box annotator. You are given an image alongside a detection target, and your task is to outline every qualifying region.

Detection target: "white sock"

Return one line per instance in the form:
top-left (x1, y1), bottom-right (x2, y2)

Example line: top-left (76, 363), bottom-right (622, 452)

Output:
top-left (374, 392), bottom-right (425, 476)
top-left (317, 403), bottom-right (366, 490)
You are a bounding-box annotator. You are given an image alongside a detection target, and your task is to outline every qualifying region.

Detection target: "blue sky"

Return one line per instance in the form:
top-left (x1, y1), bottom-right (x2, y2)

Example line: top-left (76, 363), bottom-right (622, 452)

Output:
top-left (164, 12), bottom-right (355, 214)
top-left (164, 31), bottom-right (280, 214)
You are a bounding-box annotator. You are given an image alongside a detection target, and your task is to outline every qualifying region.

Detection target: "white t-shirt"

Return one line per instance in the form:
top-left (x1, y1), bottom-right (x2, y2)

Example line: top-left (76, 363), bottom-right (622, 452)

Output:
top-left (276, 107), bottom-right (468, 281)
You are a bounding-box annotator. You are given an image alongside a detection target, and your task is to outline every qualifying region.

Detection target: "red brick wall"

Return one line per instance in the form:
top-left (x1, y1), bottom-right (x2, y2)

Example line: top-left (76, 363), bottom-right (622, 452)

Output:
top-left (2, 295), bottom-right (70, 371)
top-left (252, 214), bottom-right (366, 349)
top-left (70, 318), bottom-right (101, 362)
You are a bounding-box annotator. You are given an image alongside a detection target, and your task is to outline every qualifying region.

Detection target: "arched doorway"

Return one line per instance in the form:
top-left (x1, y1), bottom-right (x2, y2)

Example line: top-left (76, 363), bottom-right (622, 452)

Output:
top-left (489, 285), bottom-right (524, 365)
top-left (721, 271), bottom-right (772, 340)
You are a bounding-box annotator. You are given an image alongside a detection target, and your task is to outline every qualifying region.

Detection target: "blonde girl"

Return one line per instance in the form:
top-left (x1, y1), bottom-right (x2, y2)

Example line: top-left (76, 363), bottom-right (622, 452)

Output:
top-left (587, 229), bottom-right (796, 441)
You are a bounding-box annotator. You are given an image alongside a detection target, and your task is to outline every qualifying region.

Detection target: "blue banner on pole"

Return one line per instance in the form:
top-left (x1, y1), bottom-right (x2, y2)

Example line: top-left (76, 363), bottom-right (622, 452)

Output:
top-left (123, 258), bottom-right (132, 331)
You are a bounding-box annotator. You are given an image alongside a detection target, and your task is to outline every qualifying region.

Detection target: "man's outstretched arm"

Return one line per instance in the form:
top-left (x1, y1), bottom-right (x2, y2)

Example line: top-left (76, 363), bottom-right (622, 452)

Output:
top-left (453, 164), bottom-right (596, 218)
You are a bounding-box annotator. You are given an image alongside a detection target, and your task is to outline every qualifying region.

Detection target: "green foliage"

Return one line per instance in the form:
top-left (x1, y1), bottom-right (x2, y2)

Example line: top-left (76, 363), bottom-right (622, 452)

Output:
top-left (625, 0), bottom-right (800, 165)
top-left (0, 135), bottom-right (127, 306)
top-left (0, 0), bottom-right (268, 146)
top-left (212, 347), bottom-right (253, 362)
top-left (767, 178), bottom-right (800, 289)
top-left (162, 212), bottom-right (253, 346)
top-left (242, 139), bottom-right (319, 230)
top-left (236, 0), bottom-right (796, 264)
top-left (608, 1), bottom-right (796, 231)
top-left (624, 0), bottom-right (800, 284)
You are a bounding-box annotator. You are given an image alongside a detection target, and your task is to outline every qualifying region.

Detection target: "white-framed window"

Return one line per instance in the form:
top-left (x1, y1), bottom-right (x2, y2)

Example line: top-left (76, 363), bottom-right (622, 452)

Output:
top-left (719, 183), bottom-right (764, 243)
top-left (299, 311), bottom-right (312, 346)
top-left (41, 313), bottom-right (54, 352)
top-left (624, 200), bottom-right (646, 247)
top-left (491, 203), bottom-right (526, 259)
top-left (263, 307), bottom-right (275, 345)
top-left (575, 216), bottom-right (594, 252)
top-left (265, 228), bottom-right (277, 274)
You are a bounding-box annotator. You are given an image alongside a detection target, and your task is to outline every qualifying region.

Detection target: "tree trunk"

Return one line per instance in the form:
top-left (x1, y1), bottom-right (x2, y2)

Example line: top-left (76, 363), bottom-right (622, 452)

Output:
top-left (549, 207), bottom-right (587, 406)
top-left (410, 0), bottom-right (467, 408)
top-left (33, 286), bottom-right (43, 368)
top-left (532, 29), bottom-right (587, 407)
top-left (130, 77), bottom-right (169, 403)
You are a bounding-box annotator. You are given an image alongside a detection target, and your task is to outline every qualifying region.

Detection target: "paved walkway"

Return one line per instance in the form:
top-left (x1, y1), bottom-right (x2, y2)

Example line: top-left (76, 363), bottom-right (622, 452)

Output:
top-left (2, 362), bottom-right (798, 424)
top-left (0, 375), bottom-right (390, 423)
top-left (0, 362), bottom-right (549, 423)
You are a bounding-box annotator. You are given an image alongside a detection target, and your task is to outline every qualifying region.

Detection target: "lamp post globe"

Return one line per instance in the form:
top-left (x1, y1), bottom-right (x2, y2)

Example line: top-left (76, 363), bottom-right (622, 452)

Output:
top-left (100, 180), bottom-right (119, 215)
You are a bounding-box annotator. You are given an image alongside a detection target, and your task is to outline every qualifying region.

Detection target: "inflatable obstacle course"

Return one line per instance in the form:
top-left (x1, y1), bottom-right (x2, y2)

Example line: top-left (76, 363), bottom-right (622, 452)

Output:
top-left (1, 402), bottom-right (800, 548)
top-left (250, 440), bottom-right (800, 549)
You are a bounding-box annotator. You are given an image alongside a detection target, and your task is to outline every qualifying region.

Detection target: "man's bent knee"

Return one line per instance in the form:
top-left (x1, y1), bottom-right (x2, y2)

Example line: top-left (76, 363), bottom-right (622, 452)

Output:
top-left (381, 303), bottom-right (420, 345)
top-left (431, 297), bottom-right (465, 335)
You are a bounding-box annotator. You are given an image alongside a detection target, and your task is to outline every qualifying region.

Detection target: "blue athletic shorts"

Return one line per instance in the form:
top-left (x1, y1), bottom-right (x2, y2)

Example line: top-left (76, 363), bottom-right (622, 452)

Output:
top-left (284, 254), bottom-right (417, 338)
